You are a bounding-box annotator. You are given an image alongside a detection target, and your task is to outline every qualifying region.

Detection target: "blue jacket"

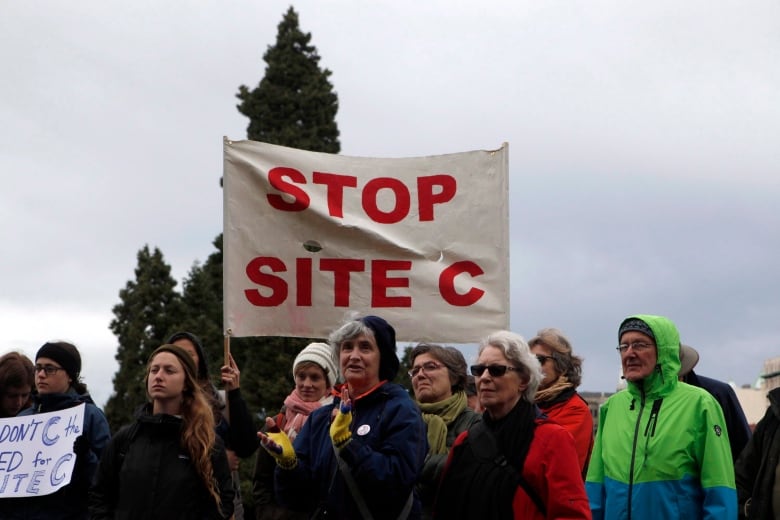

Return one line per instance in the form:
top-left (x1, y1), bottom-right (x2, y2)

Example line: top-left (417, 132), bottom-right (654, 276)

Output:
top-left (276, 382), bottom-right (428, 519)
top-left (684, 370), bottom-right (752, 462)
top-left (8, 389), bottom-right (111, 519)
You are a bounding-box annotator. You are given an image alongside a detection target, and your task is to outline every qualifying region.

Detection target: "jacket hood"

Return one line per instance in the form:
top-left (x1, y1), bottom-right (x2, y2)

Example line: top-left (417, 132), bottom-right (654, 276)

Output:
top-left (135, 402), bottom-right (185, 429)
top-left (34, 387), bottom-right (95, 412)
top-left (620, 314), bottom-right (680, 399)
top-left (139, 410), bottom-right (184, 426)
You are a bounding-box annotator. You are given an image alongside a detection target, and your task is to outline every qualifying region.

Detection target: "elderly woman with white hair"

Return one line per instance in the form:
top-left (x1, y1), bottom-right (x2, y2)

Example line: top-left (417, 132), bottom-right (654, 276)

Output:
top-left (435, 330), bottom-right (591, 520)
top-left (259, 315), bottom-right (428, 519)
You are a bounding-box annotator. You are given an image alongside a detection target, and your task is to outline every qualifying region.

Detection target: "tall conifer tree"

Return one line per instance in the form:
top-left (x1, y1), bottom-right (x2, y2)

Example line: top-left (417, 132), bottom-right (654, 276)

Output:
top-left (227, 5), bottom-right (342, 421)
top-left (175, 10), bottom-right (343, 511)
top-left (177, 235), bottom-right (224, 375)
top-left (106, 9), bottom-right (342, 509)
top-left (103, 245), bottom-right (183, 432)
top-left (236, 6), bottom-right (340, 153)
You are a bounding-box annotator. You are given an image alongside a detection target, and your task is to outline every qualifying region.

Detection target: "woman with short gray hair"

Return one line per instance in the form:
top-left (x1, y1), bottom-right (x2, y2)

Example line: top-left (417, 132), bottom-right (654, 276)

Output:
top-left (261, 315), bottom-right (428, 519)
top-left (435, 330), bottom-right (590, 519)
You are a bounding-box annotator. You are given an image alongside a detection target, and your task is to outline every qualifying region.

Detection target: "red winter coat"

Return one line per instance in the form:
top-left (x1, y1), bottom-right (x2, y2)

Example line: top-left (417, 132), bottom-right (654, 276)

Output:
top-left (538, 391), bottom-right (594, 478)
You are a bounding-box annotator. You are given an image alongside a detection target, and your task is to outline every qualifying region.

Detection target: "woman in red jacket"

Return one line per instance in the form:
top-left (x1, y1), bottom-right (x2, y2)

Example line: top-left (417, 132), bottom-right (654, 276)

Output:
top-left (435, 330), bottom-right (591, 520)
top-left (529, 328), bottom-right (594, 478)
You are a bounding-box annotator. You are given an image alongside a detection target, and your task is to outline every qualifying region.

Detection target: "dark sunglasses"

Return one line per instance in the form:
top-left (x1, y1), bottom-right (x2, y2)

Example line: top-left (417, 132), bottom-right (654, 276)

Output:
top-left (469, 364), bottom-right (521, 377)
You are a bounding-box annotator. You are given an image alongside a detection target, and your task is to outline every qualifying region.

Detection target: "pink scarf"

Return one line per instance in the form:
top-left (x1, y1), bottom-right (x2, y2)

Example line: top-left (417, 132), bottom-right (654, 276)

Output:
top-left (283, 389), bottom-right (332, 440)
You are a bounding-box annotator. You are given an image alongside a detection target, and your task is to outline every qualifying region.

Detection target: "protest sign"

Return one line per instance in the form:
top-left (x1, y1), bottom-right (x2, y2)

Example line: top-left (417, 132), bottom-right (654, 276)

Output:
top-left (0, 403), bottom-right (84, 498)
top-left (223, 139), bottom-right (509, 342)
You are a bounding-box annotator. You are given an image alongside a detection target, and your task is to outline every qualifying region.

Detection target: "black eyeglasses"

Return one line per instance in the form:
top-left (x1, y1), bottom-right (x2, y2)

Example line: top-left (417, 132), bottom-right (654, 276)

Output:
top-left (470, 364), bottom-right (521, 377)
top-left (35, 364), bottom-right (64, 376)
top-left (616, 342), bottom-right (655, 354)
top-left (408, 361), bottom-right (443, 378)
top-left (536, 354), bottom-right (554, 364)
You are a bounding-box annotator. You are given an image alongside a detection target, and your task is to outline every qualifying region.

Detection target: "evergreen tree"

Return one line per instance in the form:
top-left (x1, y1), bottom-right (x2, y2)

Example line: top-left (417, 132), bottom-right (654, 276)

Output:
top-left (230, 11), bottom-right (343, 511)
top-left (398, 345), bottom-right (414, 394)
top-left (179, 238), bottom-right (321, 514)
top-left (103, 245), bottom-right (184, 432)
top-left (177, 234), bottom-right (225, 385)
top-left (92, 10), bottom-right (346, 513)
top-left (229, 4), bottom-right (342, 423)
top-left (236, 6), bottom-right (340, 153)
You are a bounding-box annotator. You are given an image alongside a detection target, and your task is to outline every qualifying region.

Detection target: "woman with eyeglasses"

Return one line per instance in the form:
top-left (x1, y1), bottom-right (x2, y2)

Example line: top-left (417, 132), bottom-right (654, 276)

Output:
top-left (408, 343), bottom-right (480, 518)
top-left (7, 341), bottom-right (111, 520)
top-left (528, 328), bottom-right (593, 478)
top-left (434, 330), bottom-right (591, 520)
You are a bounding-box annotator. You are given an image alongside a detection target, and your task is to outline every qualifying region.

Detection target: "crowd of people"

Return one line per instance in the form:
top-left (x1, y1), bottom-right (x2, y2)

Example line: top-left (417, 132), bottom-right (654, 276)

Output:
top-left (0, 313), bottom-right (775, 519)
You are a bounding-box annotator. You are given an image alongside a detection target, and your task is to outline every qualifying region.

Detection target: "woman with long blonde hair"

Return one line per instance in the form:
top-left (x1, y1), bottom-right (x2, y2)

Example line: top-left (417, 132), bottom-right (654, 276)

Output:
top-left (90, 344), bottom-right (234, 519)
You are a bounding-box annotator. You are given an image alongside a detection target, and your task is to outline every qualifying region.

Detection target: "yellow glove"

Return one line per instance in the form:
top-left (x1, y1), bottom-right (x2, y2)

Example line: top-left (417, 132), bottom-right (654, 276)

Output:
top-left (259, 417), bottom-right (297, 469)
top-left (330, 388), bottom-right (353, 449)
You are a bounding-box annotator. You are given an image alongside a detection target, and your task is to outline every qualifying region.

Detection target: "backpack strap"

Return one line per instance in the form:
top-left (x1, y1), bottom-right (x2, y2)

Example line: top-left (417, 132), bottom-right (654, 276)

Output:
top-left (332, 442), bottom-right (413, 520)
top-left (117, 422), bottom-right (140, 470)
top-left (517, 473), bottom-right (547, 517)
top-left (575, 392), bottom-right (595, 479)
top-left (467, 421), bottom-right (547, 517)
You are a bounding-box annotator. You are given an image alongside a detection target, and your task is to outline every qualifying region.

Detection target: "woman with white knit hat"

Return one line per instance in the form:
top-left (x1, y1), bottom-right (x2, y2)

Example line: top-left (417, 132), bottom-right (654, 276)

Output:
top-left (252, 342), bottom-right (337, 520)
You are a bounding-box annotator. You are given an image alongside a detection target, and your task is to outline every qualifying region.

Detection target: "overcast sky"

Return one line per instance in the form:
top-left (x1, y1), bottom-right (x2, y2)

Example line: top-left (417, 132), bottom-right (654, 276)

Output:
top-left (2, 1), bottom-right (778, 408)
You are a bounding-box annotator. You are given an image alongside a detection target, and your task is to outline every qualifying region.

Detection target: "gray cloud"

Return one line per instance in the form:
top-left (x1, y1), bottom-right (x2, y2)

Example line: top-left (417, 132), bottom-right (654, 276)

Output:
top-left (2, 1), bottom-right (778, 406)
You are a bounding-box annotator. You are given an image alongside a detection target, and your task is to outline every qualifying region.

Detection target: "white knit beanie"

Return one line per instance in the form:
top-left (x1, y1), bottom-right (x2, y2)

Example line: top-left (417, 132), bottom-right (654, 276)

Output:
top-left (293, 342), bottom-right (338, 388)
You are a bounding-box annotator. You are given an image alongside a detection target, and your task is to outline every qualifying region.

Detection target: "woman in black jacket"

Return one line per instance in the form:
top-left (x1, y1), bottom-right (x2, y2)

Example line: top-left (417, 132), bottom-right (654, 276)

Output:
top-left (89, 344), bottom-right (234, 519)
top-left (168, 331), bottom-right (258, 519)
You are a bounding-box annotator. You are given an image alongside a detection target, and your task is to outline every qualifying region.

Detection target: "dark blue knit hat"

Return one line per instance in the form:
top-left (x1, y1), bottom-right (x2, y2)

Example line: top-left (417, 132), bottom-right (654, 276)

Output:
top-left (361, 315), bottom-right (399, 381)
top-left (618, 318), bottom-right (655, 342)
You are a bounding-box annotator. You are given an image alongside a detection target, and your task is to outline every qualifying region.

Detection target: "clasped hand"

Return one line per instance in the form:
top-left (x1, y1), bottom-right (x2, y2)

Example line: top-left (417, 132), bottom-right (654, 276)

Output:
top-left (258, 417), bottom-right (297, 469)
top-left (330, 388), bottom-right (353, 449)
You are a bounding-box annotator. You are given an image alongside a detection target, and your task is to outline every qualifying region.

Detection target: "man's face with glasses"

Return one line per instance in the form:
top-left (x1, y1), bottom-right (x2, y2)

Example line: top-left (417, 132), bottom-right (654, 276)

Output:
top-left (618, 331), bottom-right (658, 382)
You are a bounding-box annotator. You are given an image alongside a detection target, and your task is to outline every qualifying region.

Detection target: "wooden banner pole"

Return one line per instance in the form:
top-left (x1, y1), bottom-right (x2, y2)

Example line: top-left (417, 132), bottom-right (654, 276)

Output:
top-left (224, 328), bottom-right (232, 367)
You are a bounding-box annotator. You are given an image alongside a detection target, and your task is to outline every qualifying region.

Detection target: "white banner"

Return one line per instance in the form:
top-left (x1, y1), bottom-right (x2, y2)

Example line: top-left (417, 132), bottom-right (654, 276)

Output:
top-left (223, 139), bottom-right (509, 343)
top-left (0, 403), bottom-right (84, 497)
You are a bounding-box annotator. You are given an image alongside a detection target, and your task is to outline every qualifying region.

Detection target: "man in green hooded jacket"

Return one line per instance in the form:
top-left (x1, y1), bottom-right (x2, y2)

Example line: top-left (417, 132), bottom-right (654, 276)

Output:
top-left (586, 314), bottom-right (736, 519)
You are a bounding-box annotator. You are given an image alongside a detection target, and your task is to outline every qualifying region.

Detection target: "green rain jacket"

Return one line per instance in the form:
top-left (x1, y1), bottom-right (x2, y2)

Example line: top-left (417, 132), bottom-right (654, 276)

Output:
top-left (586, 314), bottom-right (736, 519)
